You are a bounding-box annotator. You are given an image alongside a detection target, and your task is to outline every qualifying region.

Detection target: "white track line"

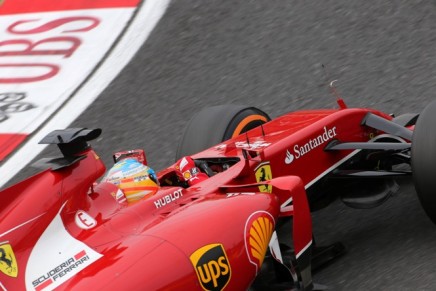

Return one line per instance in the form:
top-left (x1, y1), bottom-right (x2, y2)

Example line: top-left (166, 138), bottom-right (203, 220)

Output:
top-left (0, 0), bottom-right (171, 188)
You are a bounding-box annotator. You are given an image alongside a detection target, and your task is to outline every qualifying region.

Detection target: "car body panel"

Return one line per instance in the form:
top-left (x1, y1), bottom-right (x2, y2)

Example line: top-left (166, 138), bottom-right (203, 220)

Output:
top-left (0, 106), bottom-right (406, 290)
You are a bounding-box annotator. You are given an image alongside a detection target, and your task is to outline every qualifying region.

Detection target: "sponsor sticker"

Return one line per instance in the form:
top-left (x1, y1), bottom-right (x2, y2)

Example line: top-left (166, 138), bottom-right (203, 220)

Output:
top-left (183, 167), bottom-right (199, 181)
top-left (32, 250), bottom-right (91, 291)
top-left (216, 141), bottom-right (271, 150)
top-left (183, 170), bottom-right (191, 180)
top-left (0, 242), bottom-right (18, 277)
top-left (285, 126), bottom-right (337, 165)
top-left (190, 244), bottom-right (231, 291)
top-left (244, 211), bottom-right (275, 273)
top-left (254, 162), bottom-right (272, 193)
top-left (153, 188), bottom-right (183, 209)
top-left (110, 188), bottom-right (127, 203)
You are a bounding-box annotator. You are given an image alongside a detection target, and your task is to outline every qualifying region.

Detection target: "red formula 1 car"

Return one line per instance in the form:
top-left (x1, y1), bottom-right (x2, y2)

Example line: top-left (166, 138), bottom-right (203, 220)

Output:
top-left (1, 97), bottom-right (436, 290)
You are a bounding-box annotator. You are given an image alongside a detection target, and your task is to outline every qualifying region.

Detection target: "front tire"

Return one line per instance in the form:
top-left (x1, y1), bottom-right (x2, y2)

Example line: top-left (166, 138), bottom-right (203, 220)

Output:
top-left (176, 105), bottom-right (270, 160)
top-left (412, 100), bottom-right (436, 224)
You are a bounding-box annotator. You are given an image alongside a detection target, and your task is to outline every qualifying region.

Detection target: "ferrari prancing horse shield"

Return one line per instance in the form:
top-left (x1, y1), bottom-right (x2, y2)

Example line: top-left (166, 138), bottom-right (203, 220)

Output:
top-left (0, 242), bottom-right (18, 277)
top-left (254, 162), bottom-right (272, 193)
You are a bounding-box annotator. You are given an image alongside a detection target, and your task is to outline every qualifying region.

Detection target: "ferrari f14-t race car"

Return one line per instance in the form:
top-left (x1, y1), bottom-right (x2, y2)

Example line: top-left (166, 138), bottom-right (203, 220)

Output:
top-left (1, 97), bottom-right (436, 290)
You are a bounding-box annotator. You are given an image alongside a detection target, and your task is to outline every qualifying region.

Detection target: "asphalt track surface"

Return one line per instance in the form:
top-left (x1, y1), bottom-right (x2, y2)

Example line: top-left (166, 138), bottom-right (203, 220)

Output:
top-left (11, 1), bottom-right (436, 290)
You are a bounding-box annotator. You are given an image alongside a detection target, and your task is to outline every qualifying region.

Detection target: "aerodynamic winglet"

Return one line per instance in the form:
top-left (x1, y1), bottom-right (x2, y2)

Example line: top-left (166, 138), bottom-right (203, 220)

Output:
top-left (361, 113), bottom-right (413, 141)
top-left (39, 128), bottom-right (101, 145)
top-left (325, 140), bottom-right (411, 151)
top-left (39, 128), bottom-right (102, 157)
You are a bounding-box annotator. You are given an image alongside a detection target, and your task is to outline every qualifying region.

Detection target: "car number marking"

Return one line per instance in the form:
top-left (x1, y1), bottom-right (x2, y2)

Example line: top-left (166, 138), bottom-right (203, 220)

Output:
top-left (75, 210), bottom-right (97, 230)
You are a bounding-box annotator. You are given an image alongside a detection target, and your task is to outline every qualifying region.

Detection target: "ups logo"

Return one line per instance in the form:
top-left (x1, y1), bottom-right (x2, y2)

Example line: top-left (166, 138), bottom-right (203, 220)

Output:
top-left (190, 244), bottom-right (231, 291)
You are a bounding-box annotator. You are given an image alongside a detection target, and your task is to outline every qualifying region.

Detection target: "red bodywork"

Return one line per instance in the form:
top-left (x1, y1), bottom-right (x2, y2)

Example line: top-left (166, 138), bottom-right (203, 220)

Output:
top-left (0, 107), bottom-right (393, 290)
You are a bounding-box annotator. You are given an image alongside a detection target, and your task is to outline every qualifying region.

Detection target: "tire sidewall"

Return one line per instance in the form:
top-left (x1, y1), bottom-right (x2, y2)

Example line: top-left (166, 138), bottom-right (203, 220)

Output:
top-left (176, 105), bottom-right (270, 160)
top-left (412, 100), bottom-right (436, 223)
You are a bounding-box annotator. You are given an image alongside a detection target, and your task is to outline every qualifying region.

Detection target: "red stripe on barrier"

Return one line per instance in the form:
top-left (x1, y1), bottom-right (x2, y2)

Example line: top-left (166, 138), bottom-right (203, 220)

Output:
top-left (0, 134), bottom-right (27, 161)
top-left (0, 0), bottom-right (141, 15)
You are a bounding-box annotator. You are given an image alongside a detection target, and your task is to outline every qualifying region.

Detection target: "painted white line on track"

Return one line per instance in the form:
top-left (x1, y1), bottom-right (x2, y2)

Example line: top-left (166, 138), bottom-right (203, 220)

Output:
top-left (0, 0), bottom-right (171, 188)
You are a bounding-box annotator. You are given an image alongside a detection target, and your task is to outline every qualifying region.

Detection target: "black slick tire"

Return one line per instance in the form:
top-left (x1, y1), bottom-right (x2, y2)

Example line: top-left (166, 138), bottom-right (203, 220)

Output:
top-left (412, 100), bottom-right (436, 224)
top-left (176, 105), bottom-right (270, 160)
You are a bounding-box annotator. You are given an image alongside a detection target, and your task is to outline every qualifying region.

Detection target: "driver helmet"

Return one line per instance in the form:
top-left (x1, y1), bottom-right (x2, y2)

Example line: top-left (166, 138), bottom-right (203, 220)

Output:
top-left (102, 158), bottom-right (159, 203)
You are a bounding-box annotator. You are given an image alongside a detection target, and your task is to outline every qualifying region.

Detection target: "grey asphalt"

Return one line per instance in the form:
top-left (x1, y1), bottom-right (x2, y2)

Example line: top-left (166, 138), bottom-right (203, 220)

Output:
top-left (12, 1), bottom-right (436, 290)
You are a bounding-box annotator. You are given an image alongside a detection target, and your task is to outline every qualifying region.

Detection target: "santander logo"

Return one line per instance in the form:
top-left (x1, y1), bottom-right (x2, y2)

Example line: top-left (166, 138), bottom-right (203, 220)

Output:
top-left (285, 126), bottom-right (337, 165)
top-left (285, 150), bottom-right (294, 164)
